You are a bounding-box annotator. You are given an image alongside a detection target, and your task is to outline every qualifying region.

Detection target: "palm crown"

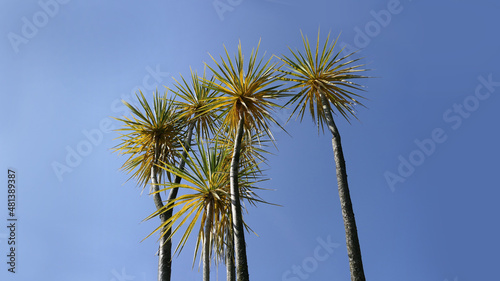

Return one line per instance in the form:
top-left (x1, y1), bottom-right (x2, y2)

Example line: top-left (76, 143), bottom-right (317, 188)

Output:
top-left (203, 40), bottom-right (288, 139)
top-left (277, 30), bottom-right (369, 131)
top-left (170, 68), bottom-right (220, 141)
top-left (113, 90), bottom-right (184, 187)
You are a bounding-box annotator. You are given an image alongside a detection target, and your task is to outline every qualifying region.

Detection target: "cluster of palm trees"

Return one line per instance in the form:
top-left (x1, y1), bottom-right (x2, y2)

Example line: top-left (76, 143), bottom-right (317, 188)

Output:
top-left (113, 30), bottom-right (369, 281)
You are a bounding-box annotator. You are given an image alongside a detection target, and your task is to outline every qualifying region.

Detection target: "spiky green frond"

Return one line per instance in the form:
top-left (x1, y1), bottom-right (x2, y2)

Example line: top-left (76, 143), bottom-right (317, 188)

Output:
top-left (113, 90), bottom-right (185, 188)
top-left (202, 40), bottom-right (289, 140)
top-left (276, 29), bottom-right (369, 132)
top-left (169, 68), bottom-right (221, 140)
top-left (144, 140), bottom-right (272, 266)
top-left (215, 127), bottom-right (272, 176)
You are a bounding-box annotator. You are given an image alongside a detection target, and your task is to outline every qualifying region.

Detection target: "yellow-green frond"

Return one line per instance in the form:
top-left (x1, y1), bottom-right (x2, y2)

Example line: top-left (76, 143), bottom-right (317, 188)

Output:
top-left (113, 90), bottom-right (185, 188)
top-left (276, 29), bottom-right (370, 132)
top-left (169, 67), bottom-right (221, 140)
top-left (203, 40), bottom-right (289, 140)
top-left (144, 139), bottom-right (274, 266)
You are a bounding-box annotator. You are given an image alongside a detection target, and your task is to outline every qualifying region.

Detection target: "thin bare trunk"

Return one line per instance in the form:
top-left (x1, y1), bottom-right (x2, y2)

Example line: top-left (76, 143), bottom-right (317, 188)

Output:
top-left (319, 93), bottom-right (366, 281)
top-left (203, 201), bottom-right (214, 281)
top-left (230, 116), bottom-right (250, 281)
top-left (156, 122), bottom-right (196, 281)
top-left (157, 214), bottom-right (169, 281)
top-left (226, 216), bottom-right (236, 281)
top-left (151, 140), bottom-right (168, 281)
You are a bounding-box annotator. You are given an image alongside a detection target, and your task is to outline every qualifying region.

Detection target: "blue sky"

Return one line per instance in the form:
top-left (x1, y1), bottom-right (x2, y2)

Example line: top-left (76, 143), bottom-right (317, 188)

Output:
top-left (1, 0), bottom-right (499, 280)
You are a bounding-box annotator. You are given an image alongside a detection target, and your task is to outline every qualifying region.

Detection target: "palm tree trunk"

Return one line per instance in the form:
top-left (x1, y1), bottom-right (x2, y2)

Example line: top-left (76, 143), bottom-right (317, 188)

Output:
top-left (203, 201), bottom-right (214, 281)
top-left (226, 215), bottom-right (236, 281)
top-left (229, 116), bottom-right (250, 281)
top-left (319, 93), bottom-right (366, 281)
top-left (157, 214), bottom-right (169, 281)
top-left (156, 123), bottom-right (196, 281)
top-left (151, 140), bottom-right (169, 281)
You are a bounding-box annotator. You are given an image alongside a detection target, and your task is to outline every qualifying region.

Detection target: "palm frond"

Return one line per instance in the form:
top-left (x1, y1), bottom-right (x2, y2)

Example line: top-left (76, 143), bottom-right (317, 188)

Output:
top-left (202, 40), bottom-right (289, 141)
top-left (144, 139), bottom-right (274, 266)
top-left (276, 29), bottom-right (370, 132)
top-left (169, 67), bottom-right (221, 140)
top-left (113, 90), bottom-right (185, 188)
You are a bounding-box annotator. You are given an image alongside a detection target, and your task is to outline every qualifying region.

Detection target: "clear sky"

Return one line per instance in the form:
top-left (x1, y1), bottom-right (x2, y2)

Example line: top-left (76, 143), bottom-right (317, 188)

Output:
top-left (1, 0), bottom-right (499, 280)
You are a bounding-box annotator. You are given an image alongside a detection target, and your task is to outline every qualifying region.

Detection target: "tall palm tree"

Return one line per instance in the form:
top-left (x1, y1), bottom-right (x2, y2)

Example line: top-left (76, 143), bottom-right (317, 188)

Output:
top-left (203, 40), bottom-right (287, 281)
top-left (156, 69), bottom-right (220, 280)
top-left (145, 140), bottom-right (270, 281)
top-left (114, 82), bottom-right (218, 281)
top-left (277, 30), bottom-right (369, 281)
top-left (113, 91), bottom-right (184, 281)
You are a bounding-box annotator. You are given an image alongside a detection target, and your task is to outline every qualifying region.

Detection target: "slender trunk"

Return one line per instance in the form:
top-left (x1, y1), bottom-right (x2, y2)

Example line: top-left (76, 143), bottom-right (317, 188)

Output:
top-left (203, 201), bottom-right (214, 281)
top-left (319, 93), bottom-right (366, 281)
top-left (157, 122), bottom-right (196, 281)
top-left (226, 215), bottom-right (236, 281)
top-left (230, 116), bottom-right (250, 281)
top-left (151, 140), bottom-right (168, 281)
top-left (157, 214), bottom-right (170, 281)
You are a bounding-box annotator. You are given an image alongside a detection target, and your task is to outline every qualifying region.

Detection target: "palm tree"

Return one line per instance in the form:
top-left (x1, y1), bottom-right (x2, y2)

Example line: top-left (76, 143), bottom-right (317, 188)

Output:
top-left (113, 82), bottom-right (218, 281)
top-left (145, 140), bottom-right (270, 281)
top-left (202, 40), bottom-right (287, 281)
top-left (156, 69), bottom-right (220, 280)
top-left (113, 91), bottom-right (184, 281)
top-left (276, 30), bottom-right (369, 281)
